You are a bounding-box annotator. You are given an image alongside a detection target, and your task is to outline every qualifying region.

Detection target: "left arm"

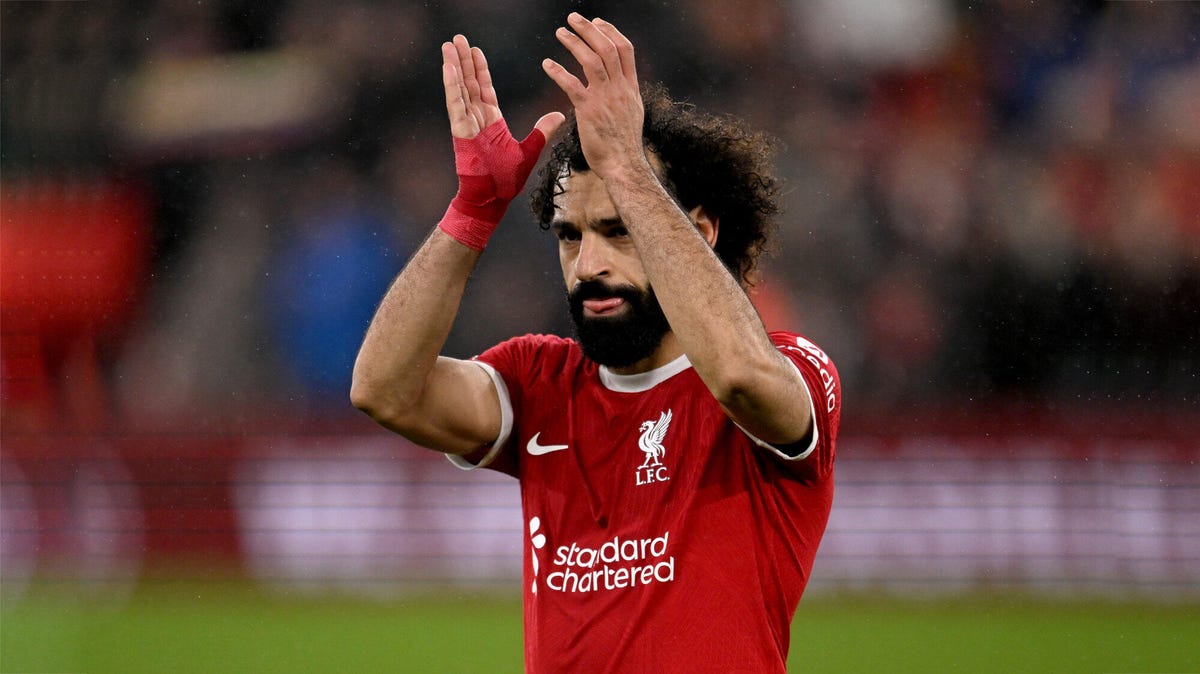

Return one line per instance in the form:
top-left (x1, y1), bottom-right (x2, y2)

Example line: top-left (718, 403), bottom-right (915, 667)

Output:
top-left (543, 14), bottom-right (812, 445)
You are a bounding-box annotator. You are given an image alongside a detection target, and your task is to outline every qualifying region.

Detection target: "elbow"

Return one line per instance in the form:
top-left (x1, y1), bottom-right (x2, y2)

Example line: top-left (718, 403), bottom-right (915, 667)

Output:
top-left (349, 378), bottom-right (382, 419)
top-left (349, 374), bottom-right (402, 425)
top-left (711, 372), bottom-right (758, 411)
top-left (709, 352), bottom-right (782, 411)
top-left (349, 378), bottom-right (375, 416)
top-left (350, 372), bottom-right (426, 439)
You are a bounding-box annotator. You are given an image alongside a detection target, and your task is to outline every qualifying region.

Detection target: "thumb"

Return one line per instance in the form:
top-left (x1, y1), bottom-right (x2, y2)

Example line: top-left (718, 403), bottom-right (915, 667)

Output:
top-left (533, 111), bottom-right (566, 142)
top-left (521, 112), bottom-right (566, 155)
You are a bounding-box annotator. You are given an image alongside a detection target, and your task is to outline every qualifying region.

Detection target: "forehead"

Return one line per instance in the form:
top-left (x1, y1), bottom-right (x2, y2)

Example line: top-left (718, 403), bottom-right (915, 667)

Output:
top-left (552, 170), bottom-right (616, 223)
top-left (551, 153), bottom-right (668, 225)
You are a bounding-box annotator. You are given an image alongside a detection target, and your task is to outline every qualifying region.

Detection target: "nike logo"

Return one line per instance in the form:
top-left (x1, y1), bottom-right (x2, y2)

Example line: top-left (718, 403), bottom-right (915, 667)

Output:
top-left (526, 432), bottom-right (569, 456)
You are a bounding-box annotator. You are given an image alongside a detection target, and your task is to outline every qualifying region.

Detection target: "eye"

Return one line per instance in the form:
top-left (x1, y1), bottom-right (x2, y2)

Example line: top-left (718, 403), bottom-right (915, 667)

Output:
top-left (608, 226), bottom-right (629, 239)
top-left (555, 227), bottom-right (581, 242)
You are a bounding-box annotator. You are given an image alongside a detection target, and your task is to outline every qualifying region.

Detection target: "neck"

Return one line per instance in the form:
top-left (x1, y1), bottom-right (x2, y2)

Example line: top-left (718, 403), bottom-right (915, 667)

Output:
top-left (604, 331), bottom-right (683, 376)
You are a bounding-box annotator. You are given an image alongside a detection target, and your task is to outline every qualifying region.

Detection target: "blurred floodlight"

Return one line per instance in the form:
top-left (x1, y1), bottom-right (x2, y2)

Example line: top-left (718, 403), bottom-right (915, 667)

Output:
top-left (794, 0), bottom-right (956, 69)
top-left (112, 49), bottom-right (341, 159)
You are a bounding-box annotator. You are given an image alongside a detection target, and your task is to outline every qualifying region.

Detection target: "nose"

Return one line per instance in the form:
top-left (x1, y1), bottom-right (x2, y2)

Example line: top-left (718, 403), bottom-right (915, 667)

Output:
top-left (573, 231), bottom-right (611, 282)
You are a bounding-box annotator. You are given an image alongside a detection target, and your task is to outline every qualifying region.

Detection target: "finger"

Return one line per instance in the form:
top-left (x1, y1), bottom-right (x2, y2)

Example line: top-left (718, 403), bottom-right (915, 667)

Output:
top-left (442, 39), bottom-right (464, 97)
top-left (542, 57), bottom-right (587, 102)
top-left (443, 40), bottom-right (471, 106)
top-left (442, 38), bottom-right (462, 72)
top-left (442, 44), bottom-right (475, 137)
top-left (592, 17), bottom-right (636, 81)
top-left (566, 12), bottom-right (621, 82)
top-left (453, 34), bottom-right (483, 105)
top-left (470, 46), bottom-right (500, 110)
top-left (555, 25), bottom-right (608, 84)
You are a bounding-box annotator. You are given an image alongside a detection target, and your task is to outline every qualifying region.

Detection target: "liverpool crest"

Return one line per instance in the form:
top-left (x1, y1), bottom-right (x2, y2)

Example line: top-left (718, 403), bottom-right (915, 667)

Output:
top-left (635, 409), bottom-right (672, 485)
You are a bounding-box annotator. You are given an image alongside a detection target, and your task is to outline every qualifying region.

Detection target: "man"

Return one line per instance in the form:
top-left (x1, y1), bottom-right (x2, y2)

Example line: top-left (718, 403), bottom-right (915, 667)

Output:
top-left (351, 13), bottom-right (840, 673)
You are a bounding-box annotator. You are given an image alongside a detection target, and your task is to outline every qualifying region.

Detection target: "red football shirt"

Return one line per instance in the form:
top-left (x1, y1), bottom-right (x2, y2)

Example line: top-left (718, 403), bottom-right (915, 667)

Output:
top-left (450, 331), bottom-right (840, 673)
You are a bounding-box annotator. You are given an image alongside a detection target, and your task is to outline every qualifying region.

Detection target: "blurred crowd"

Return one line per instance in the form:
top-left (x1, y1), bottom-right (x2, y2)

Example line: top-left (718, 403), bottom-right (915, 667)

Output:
top-left (2, 0), bottom-right (1197, 431)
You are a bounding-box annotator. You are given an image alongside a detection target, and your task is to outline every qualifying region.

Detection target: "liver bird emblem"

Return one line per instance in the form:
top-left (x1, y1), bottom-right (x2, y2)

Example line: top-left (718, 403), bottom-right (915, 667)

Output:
top-left (637, 409), bottom-right (672, 468)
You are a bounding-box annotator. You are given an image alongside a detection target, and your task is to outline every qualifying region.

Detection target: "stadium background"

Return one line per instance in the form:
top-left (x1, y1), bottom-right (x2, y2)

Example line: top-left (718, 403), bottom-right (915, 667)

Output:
top-left (1, 1), bottom-right (1197, 672)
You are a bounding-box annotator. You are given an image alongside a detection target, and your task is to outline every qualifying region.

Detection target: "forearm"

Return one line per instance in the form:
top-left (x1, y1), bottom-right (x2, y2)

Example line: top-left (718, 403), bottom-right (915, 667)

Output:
top-left (614, 168), bottom-right (771, 378)
top-left (350, 228), bottom-right (479, 420)
top-left (607, 166), bottom-right (809, 440)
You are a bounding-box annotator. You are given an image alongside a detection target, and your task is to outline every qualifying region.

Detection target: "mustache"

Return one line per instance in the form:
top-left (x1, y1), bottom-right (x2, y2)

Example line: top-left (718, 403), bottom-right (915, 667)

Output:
top-left (566, 278), bottom-right (670, 367)
top-left (567, 280), bottom-right (644, 307)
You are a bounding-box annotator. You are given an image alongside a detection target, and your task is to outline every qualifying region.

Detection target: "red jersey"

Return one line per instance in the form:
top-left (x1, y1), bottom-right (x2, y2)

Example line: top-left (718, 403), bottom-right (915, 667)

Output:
top-left (450, 331), bottom-right (840, 673)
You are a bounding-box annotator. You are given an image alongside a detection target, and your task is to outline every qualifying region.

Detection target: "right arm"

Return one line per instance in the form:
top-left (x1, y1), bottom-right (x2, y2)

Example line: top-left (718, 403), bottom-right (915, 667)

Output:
top-left (350, 35), bottom-right (562, 455)
top-left (350, 228), bottom-right (499, 455)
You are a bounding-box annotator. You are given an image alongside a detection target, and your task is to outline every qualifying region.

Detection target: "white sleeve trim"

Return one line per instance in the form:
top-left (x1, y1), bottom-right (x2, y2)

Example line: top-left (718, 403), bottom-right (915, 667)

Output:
top-left (738, 357), bottom-right (819, 462)
top-left (447, 360), bottom-right (514, 471)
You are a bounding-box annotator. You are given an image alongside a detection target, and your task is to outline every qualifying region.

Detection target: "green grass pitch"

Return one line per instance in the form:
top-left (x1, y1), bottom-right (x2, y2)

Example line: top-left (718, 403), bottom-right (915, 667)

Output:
top-left (2, 581), bottom-right (1197, 673)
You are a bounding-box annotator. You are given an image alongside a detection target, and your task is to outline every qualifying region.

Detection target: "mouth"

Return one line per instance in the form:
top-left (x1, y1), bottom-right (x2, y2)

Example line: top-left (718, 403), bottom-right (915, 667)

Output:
top-left (582, 297), bottom-right (627, 317)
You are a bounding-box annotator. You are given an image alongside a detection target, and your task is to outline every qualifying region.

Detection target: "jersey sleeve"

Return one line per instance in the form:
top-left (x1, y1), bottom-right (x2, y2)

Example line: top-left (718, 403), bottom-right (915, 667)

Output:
top-left (742, 332), bottom-right (841, 480)
top-left (446, 334), bottom-right (560, 475)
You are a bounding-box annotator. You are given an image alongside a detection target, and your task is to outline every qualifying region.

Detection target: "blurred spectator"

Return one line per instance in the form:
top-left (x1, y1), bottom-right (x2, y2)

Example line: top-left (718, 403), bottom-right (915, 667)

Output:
top-left (264, 156), bottom-right (407, 403)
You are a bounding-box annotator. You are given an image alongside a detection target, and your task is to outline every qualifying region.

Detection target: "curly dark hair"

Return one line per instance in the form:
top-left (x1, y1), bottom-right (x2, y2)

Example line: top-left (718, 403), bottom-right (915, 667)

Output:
top-left (529, 82), bottom-right (781, 285)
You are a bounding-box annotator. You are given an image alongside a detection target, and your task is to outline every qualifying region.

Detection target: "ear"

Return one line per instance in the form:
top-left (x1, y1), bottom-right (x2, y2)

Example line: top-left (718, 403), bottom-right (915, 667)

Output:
top-left (688, 205), bottom-right (719, 248)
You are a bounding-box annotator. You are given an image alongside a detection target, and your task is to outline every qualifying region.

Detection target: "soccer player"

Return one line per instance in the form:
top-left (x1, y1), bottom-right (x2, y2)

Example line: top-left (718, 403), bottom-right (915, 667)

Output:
top-left (351, 13), bottom-right (840, 673)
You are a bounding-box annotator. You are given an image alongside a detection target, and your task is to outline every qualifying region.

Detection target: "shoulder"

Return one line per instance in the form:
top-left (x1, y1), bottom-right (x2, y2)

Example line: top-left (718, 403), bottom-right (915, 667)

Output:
top-left (768, 329), bottom-right (840, 418)
top-left (477, 333), bottom-right (579, 360)
top-left (473, 333), bottom-right (588, 380)
top-left (768, 331), bottom-right (837, 369)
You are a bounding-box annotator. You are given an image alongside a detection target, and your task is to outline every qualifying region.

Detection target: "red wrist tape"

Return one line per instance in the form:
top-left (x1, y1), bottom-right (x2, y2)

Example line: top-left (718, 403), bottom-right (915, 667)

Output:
top-left (437, 119), bottom-right (547, 251)
top-left (437, 202), bottom-right (498, 252)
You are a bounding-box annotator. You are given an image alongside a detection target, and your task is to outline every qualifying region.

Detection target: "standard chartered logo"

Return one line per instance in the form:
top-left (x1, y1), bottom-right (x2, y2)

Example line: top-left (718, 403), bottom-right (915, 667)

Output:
top-left (528, 516), bottom-right (676, 595)
top-left (544, 531), bottom-right (675, 593)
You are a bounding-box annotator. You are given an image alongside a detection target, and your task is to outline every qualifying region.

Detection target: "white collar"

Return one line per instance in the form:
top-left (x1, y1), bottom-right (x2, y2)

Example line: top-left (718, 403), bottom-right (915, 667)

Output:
top-left (598, 353), bottom-right (692, 393)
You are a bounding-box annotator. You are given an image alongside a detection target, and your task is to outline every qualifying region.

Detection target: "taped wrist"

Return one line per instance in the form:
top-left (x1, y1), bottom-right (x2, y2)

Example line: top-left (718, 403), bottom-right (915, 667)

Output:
top-left (437, 119), bottom-right (547, 251)
top-left (437, 202), bottom-right (498, 252)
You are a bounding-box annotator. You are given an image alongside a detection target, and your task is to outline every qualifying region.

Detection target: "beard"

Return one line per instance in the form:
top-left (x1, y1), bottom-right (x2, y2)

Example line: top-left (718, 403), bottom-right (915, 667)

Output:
top-left (568, 279), bottom-right (671, 368)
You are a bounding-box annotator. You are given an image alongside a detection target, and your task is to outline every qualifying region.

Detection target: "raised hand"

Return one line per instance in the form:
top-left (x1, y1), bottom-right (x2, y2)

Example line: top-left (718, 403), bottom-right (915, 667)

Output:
top-left (541, 13), bottom-right (646, 180)
top-left (438, 35), bottom-right (564, 251)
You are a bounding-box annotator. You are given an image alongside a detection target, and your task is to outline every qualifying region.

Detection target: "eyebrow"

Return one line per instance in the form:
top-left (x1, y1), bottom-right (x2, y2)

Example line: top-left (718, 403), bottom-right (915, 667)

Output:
top-left (550, 217), bottom-right (624, 231)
